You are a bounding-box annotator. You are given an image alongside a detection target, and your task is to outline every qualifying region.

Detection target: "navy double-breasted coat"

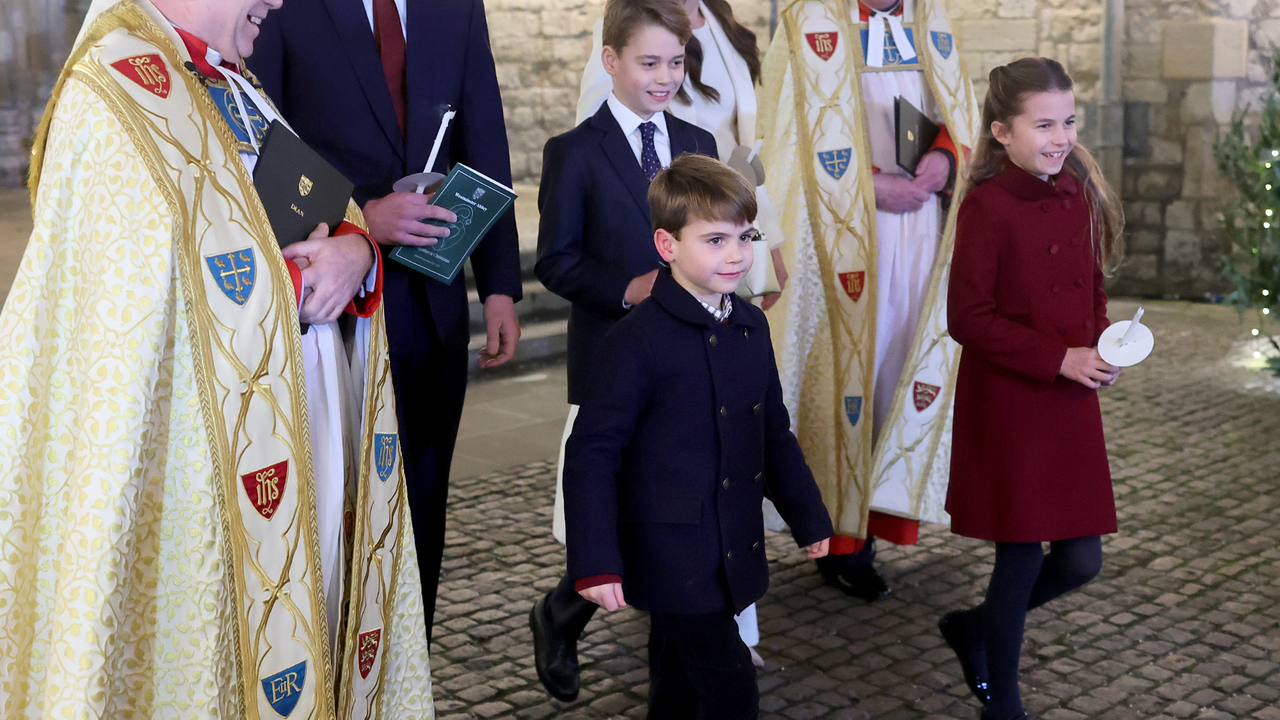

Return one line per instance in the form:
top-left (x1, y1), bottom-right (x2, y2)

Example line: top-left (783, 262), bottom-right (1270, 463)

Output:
top-left (945, 161), bottom-right (1117, 543)
top-left (564, 272), bottom-right (834, 615)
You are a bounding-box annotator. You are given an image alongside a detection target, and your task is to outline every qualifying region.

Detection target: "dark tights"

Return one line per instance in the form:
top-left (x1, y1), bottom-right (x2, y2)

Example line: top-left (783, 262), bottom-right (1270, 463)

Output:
top-left (962, 537), bottom-right (1103, 719)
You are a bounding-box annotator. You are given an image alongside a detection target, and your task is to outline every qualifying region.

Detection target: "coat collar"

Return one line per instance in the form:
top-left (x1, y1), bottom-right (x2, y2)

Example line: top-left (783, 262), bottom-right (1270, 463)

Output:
top-left (991, 158), bottom-right (1080, 201)
top-left (649, 270), bottom-right (765, 329)
top-left (587, 104), bottom-right (708, 225)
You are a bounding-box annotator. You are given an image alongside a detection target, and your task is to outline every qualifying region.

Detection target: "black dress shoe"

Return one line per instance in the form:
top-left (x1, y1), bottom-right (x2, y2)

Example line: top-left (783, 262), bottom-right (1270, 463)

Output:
top-left (939, 610), bottom-right (990, 706)
top-left (980, 713), bottom-right (1028, 720)
top-left (816, 556), bottom-right (890, 602)
top-left (530, 593), bottom-right (580, 702)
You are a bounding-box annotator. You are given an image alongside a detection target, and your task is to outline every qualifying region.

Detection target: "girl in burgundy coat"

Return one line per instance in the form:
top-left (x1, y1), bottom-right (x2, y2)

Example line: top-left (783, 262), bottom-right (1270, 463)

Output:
top-left (938, 58), bottom-right (1126, 720)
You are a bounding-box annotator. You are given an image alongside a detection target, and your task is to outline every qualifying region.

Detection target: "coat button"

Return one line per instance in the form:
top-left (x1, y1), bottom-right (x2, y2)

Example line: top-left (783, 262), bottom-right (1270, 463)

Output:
top-left (726, 551), bottom-right (733, 560)
top-left (1051, 284), bottom-right (1060, 293)
top-left (742, 327), bottom-right (749, 338)
top-left (709, 334), bottom-right (718, 347)
top-left (720, 406), bottom-right (728, 417)
top-left (723, 477), bottom-right (730, 489)
top-left (1049, 244), bottom-right (1059, 255)
top-left (754, 472), bottom-right (763, 482)
top-left (1040, 202), bottom-right (1051, 213)
top-left (753, 403), bottom-right (762, 414)
top-left (752, 541), bottom-right (761, 551)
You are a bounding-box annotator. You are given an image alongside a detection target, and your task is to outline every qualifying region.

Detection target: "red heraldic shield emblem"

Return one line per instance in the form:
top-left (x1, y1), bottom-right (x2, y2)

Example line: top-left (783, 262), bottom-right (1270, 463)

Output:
top-left (912, 381), bottom-right (942, 412)
top-left (241, 460), bottom-right (289, 520)
top-left (839, 271), bottom-right (865, 302)
top-left (358, 628), bottom-right (382, 679)
top-left (109, 54), bottom-right (171, 99)
top-left (805, 32), bottom-right (839, 61)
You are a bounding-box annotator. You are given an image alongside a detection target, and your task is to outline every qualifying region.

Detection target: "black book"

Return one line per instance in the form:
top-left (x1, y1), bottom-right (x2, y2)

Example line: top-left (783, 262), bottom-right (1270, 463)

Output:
top-left (253, 120), bottom-right (354, 248)
top-left (895, 96), bottom-right (941, 176)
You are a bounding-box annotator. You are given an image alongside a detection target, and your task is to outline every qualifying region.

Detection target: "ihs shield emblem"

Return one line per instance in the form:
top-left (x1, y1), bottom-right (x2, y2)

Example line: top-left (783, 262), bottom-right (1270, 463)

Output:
top-left (839, 271), bottom-right (866, 302)
top-left (912, 381), bottom-right (942, 412)
top-left (110, 54), bottom-right (171, 98)
top-left (358, 628), bottom-right (382, 679)
top-left (298, 175), bottom-right (313, 197)
top-left (261, 661), bottom-right (307, 717)
top-left (931, 31), bottom-right (954, 59)
top-left (845, 396), bottom-right (863, 426)
top-left (375, 433), bottom-right (398, 482)
top-left (241, 460), bottom-right (289, 520)
top-left (805, 31), bottom-right (838, 61)
top-left (817, 149), bottom-right (852, 180)
top-left (205, 248), bottom-right (256, 306)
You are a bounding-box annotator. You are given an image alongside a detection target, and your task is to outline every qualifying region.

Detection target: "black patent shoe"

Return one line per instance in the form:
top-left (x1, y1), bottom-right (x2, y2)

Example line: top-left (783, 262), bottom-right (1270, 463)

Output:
top-left (815, 556), bottom-right (890, 602)
top-left (529, 594), bottom-right (580, 702)
top-left (939, 610), bottom-right (991, 706)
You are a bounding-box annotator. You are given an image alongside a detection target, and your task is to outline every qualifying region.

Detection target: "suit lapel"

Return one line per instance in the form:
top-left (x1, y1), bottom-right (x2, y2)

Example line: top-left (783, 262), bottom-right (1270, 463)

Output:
top-left (592, 105), bottom-right (653, 225)
top-left (322, 0), bottom-right (405, 161)
top-left (405, 0), bottom-right (438, 174)
top-left (667, 113), bottom-right (702, 159)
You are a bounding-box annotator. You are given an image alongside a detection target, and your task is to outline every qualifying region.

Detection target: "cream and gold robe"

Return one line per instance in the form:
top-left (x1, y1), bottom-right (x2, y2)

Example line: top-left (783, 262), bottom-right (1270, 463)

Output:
top-left (759, 0), bottom-right (979, 538)
top-left (0, 1), bottom-right (433, 717)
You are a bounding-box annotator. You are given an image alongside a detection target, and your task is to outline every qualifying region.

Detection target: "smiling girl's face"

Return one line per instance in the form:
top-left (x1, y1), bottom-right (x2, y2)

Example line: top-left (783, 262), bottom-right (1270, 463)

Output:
top-left (991, 89), bottom-right (1077, 180)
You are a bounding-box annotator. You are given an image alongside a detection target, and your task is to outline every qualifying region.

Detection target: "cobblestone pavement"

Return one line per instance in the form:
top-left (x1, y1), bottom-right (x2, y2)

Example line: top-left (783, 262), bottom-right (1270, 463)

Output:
top-left (430, 299), bottom-right (1280, 720)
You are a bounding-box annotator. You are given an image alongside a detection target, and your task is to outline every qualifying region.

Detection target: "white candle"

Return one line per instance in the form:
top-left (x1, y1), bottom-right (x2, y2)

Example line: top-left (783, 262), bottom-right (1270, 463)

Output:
top-left (416, 109), bottom-right (457, 193)
top-left (746, 138), bottom-right (763, 164)
top-left (1118, 306), bottom-right (1145, 347)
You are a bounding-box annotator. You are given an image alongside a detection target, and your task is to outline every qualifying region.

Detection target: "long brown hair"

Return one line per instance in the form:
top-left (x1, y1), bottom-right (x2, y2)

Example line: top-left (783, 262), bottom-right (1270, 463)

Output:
top-left (683, 0), bottom-right (761, 104)
top-left (968, 57), bottom-right (1125, 272)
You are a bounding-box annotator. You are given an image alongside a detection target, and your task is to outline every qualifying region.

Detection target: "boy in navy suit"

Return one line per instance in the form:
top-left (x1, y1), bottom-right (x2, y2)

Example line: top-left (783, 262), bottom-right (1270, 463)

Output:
top-left (530, 0), bottom-right (718, 702)
top-left (565, 154), bottom-right (833, 719)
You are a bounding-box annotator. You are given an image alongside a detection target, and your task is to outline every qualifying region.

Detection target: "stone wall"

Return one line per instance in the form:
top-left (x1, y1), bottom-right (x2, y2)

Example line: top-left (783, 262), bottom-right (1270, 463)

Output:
top-left (0, 0), bottom-right (77, 186)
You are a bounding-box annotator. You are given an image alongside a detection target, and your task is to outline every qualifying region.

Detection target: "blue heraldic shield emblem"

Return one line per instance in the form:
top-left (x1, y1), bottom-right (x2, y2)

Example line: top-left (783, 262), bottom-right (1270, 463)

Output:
top-left (205, 248), bottom-right (256, 306)
top-left (208, 84), bottom-right (270, 147)
top-left (845, 396), bottom-right (863, 426)
top-left (931, 31), bottom-right (954, 59)
top-left (817, 149), bottom-right (852, 180)
top-left (261, 661), bottom-right (307, 717)
top-left (375, 433), bottom-right (398, 482)
top-left (859, 28), bottom-right (918, 68)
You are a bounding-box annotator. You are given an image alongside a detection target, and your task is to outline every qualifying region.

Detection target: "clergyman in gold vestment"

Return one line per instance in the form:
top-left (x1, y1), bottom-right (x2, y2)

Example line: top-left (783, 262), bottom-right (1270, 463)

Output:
top-left (0, 0), bottom-right (435, 717)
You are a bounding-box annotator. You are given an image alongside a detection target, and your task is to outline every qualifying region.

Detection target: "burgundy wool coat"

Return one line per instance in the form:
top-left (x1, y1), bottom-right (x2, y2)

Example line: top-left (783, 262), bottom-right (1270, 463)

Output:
top-left (945, 161), bottom-right (1118, 543)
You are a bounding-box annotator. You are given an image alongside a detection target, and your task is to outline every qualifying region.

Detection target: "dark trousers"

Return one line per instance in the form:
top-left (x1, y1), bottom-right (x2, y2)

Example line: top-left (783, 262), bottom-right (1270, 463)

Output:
top-left (385, 279), bottom-right (470, 646)
top-left (974, 537), bottom-right (1103, 719)
top-left (648, 610), bottom-right (759, 720)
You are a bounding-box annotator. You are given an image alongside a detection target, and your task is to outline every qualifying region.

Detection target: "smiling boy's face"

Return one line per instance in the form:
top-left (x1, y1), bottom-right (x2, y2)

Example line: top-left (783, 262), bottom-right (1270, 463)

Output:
top-left (655, 218), bottom-right (756, 306)
top-left (602, 24), bottom-right (685, 120)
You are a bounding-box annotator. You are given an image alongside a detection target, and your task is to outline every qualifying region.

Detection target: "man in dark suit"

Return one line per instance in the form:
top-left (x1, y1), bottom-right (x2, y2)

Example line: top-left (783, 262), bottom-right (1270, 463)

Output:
top-left (248, 0), bottom-right (523, 644)
top-left (528, 0), bottom-right (717, 700)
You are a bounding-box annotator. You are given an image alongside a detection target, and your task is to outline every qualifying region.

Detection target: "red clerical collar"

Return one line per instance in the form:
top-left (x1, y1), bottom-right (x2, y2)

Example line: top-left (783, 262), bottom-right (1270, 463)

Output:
top-left (858, 1), bottom-right (904, 21)
top-left (174, 27), bottom-right (240, 78)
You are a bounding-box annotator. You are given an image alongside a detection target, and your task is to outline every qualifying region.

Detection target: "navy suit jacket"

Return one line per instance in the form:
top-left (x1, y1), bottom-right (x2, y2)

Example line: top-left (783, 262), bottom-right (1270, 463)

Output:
top-left (563, 272), bottom-right (834, 615)
top-left (534, 103), bottom-right (717, 404)
top-left (249, 0), bottom-right (522, 352)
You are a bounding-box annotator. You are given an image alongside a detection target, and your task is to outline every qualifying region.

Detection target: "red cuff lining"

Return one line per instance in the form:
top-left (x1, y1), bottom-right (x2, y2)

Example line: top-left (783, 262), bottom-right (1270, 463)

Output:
top-left (575, 574), bottom-right (623, 593)
top-left (336, 220), bottom-right (383, 318)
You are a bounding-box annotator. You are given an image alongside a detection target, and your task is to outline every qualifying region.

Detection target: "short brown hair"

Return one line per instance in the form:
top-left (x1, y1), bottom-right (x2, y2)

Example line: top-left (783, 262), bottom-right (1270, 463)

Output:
top-left (649, 154), bottom-right (757, 236)
top-left (602, 0), bottom-right (692, 53)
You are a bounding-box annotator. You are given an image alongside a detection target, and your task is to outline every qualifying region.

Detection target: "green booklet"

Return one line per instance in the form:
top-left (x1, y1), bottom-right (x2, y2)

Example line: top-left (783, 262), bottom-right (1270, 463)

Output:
top-left (387, 163), bottom-right (518, 283)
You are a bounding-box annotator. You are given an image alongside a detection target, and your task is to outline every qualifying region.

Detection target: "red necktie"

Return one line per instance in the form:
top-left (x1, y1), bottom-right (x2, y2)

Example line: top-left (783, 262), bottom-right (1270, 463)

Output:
top-left (373, 0), bottom-right (407, 135)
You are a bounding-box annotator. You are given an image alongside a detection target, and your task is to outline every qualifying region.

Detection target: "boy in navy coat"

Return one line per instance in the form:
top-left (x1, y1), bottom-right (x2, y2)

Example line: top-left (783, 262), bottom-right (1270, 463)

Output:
top-left (529, 0), bottom-right (718, 702)
top-left (565, 155), bottom-right (834, 719)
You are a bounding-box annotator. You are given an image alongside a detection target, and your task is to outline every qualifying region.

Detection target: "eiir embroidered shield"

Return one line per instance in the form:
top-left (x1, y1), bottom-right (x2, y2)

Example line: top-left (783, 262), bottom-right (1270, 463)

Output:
top-left (261, 661), bottom-right (307, 717)
top-left (845, 396), bottom-right (863, 426)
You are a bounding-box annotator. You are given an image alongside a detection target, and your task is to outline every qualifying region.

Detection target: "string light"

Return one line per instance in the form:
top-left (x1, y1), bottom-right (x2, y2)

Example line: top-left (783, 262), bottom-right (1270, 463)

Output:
top-left (1264, 222), bottom-right (1270, 228)
top-left (1264, 290), bottom-right (1271, 296)
top-left (1267, 209), bottom-right (1274, 216)
top-left (1272, 150), bottom-right (1278, 157)
top-left (1253, 328), bottom-right (1261, 336)
top-left (1256, 351), bottom-right (1264, 359)
top-left (1265, 308), bottom-right (1273, 315)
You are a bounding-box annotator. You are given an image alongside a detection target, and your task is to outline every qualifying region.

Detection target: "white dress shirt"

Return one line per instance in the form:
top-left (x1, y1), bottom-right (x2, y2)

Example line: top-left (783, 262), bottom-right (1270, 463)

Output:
top-left (607, 92), bottom-right (673, 169)
top-left (362, 0), bottom-right (408, 36)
